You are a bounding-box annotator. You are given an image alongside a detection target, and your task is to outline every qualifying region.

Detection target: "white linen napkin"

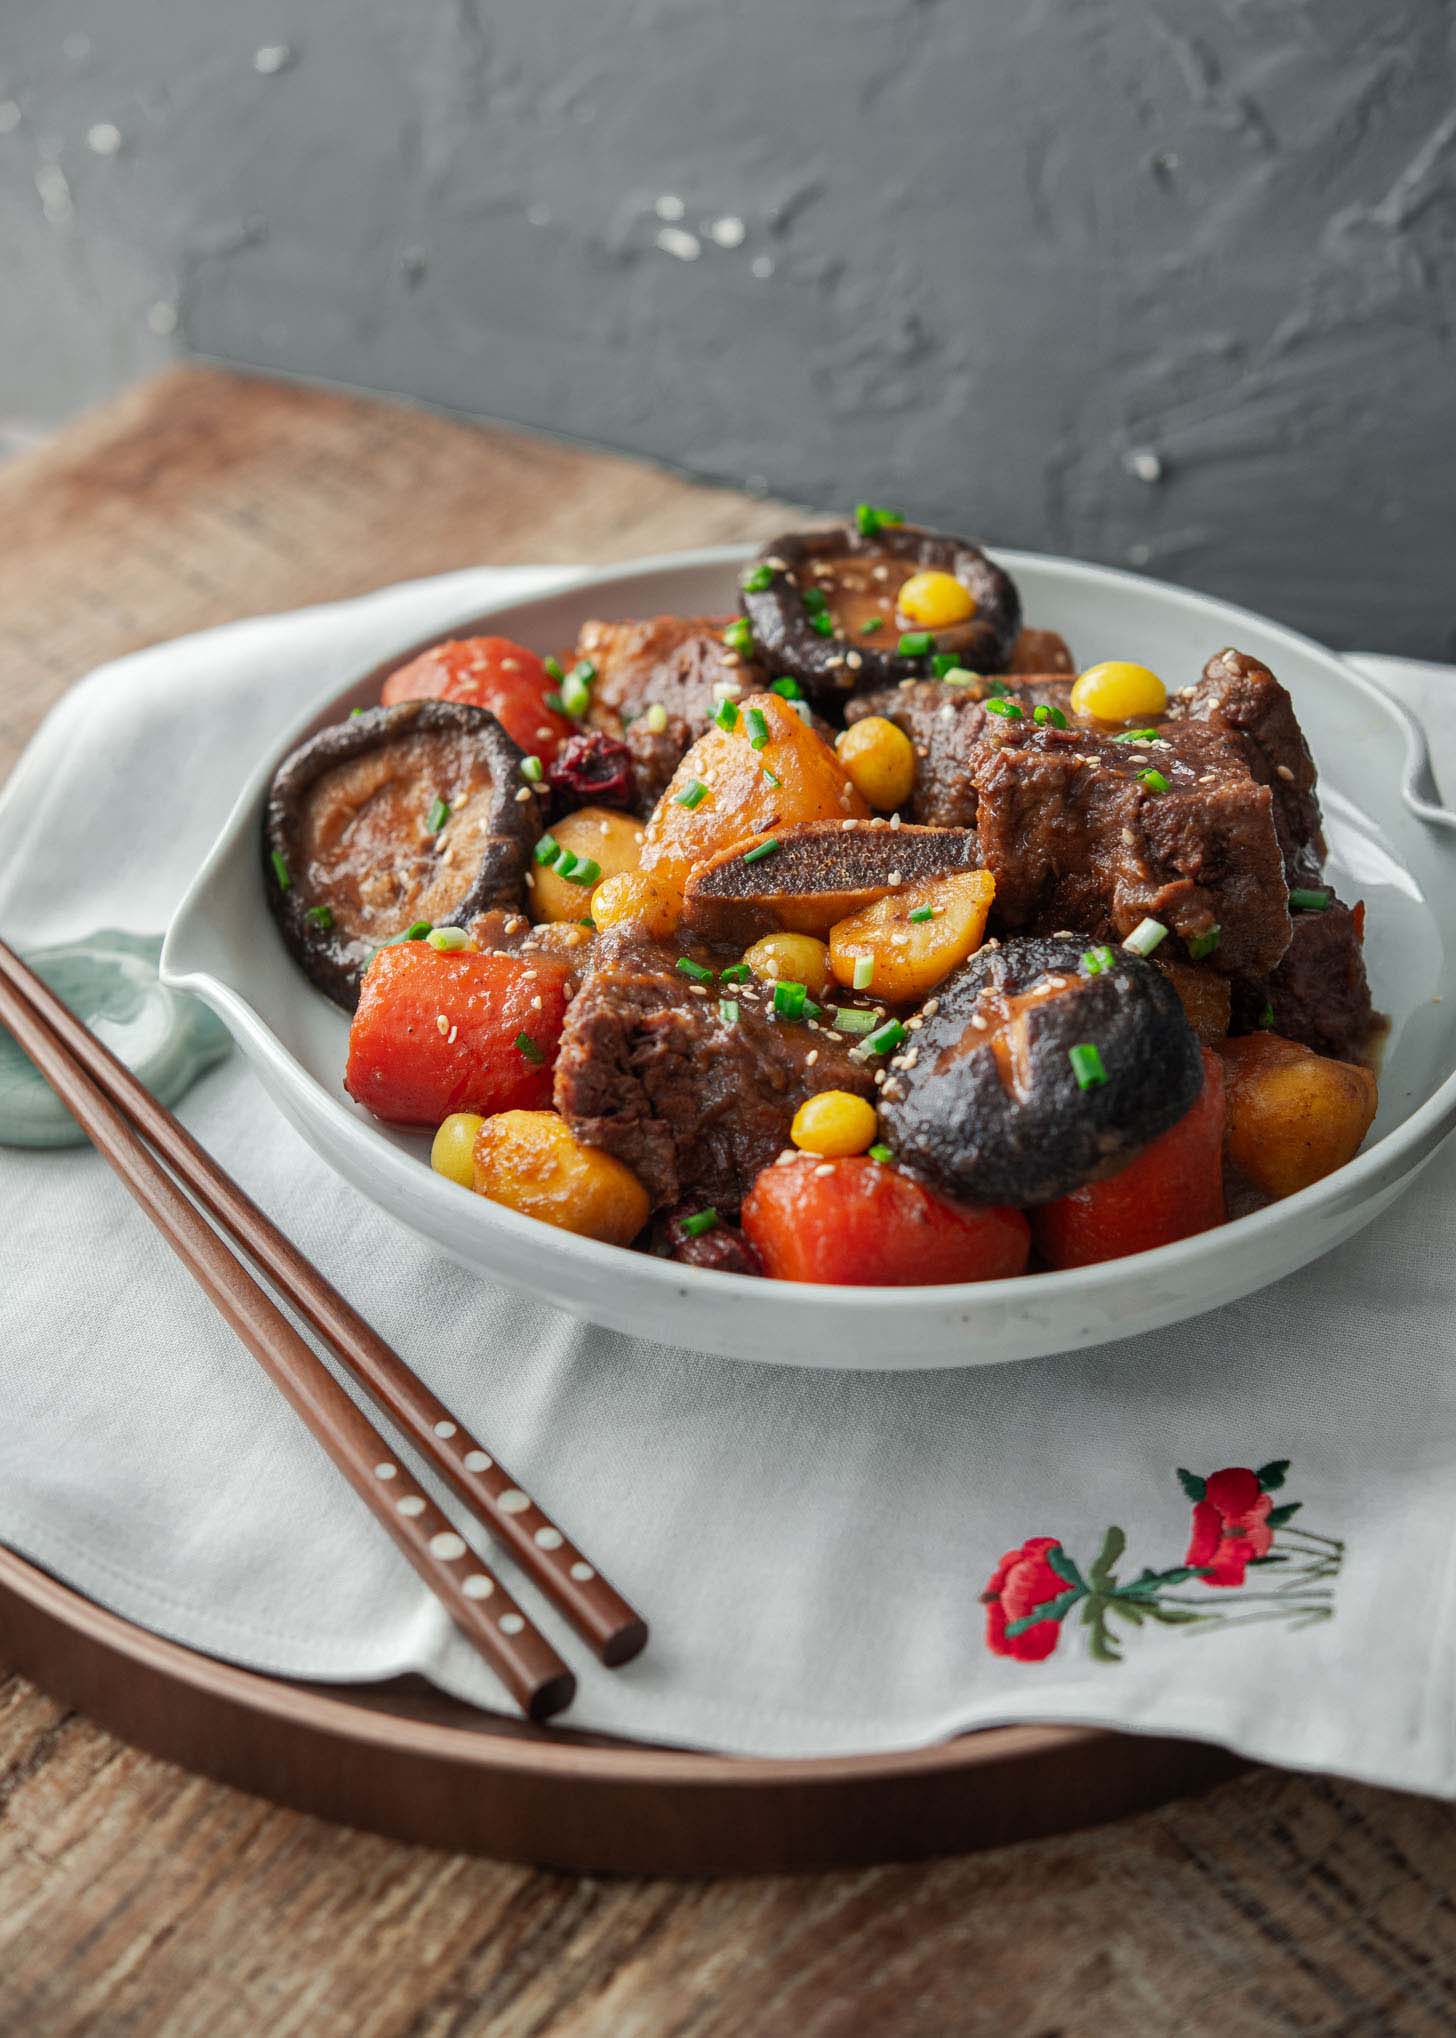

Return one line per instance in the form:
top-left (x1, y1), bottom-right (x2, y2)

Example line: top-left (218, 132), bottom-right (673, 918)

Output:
top-left (2, 569), bottom-right (1454, 1787)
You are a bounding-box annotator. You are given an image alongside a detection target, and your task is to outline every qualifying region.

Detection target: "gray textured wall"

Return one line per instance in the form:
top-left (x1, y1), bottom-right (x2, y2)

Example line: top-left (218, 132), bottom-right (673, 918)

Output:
top-left (3, 1), bottom-right (1454, 655)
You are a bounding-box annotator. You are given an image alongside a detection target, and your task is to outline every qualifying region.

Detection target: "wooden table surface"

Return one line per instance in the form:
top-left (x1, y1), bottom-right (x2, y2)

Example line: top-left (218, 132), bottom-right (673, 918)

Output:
top-left (1, 367), bottom-right (1452, 2038)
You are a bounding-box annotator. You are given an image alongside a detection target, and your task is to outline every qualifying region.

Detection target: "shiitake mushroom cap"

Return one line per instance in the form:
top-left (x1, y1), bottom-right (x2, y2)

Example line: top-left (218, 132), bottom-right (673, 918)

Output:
top-left (264, 699), bottom-right (546, 1009)
top-left (738, 524), bottom-right (1021, 713)
top-left (682, 819), bottom-right (977, 942)
top-left (880, 934), bottom-right (1203, 1206)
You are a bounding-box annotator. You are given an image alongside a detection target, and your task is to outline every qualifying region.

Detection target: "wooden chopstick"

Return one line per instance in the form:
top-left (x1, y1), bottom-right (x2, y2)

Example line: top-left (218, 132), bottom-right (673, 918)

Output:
top-left (0, 949), bottom-right (587, 1720)
top-left (0, 938), bottom-right (648, 1671)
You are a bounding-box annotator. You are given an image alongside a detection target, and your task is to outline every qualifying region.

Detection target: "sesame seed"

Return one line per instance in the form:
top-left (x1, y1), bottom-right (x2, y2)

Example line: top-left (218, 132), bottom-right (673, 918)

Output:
top-left (514, 786), bottom-right (533, 803)
top-left (599, 820), bottom-right (611, 835)
top-left (814, 1162), bottom-right (835, 1177)
top-left (907, 1016), bottom-right (923, 1030)
top-left (447, 1026), bottom-right (458, 1044)
top-left (887, 870), bottom-right (903, 885)
top-left (505, 917), bottom-right (525, 935)
top-left (846, 651), bottom-right (863, 670)
top-left (501, 658), bottom-right (519, 672)
top-left (922, 996), bottom-right (940, 1016)
top-left (806, 1048), bottom-right (819, 1065)
top-left (722, 650), bottom-right (741, 669)
top-left (841, 816), bottom-right (857, 831)
top-left (889, 813), bottom-right (902, 829)
top-left (1121, 827), bottom-right (1138, 846)
top-left (776, 1149), bottom-right (797, 1165)
top-left (436, 1014), bottom-right (449, 1036)
top-left (766, 556), bottom-right (788, 571)
top-left (872, 564), bottom-right (891, 582)
top-left (1276, 764), bottom-right (1295, 782)
top-left (890, 932), bottom-right (909, 947)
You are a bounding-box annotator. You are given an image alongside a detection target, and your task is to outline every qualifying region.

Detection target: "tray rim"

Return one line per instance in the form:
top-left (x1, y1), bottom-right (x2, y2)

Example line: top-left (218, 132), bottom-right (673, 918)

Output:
top-left (0, 1542), bottom-right (1245, 1872)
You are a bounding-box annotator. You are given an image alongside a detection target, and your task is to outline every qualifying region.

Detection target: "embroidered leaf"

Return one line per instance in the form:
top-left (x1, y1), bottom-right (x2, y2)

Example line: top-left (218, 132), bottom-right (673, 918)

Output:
top-left (1246, 1553), bottom-right (1289, 1566)
top-left (1121, 1564), bottom-right (1204, 1597)
top-left (1002, 1586), bottom-right (1082, 1639)
top-left (1176, 1467), bottom-right (1207, 1502)
top-left (1088, 1614), bottom-right (1122, 1664)
top-left (1109, 1598), bottom-right (1145, 1627)
top-left (1144, 1604), bottom-right (1215, 1625)
top-left (1255, 1458), bottom-right (1290, 1492)
top-left (1088, 1525), bottom-right (1126, 1588)
top-left (1264, 1501), bottom-right (1303, 1529)
top-left (1046, 1544), bottom-right (1088, 1592)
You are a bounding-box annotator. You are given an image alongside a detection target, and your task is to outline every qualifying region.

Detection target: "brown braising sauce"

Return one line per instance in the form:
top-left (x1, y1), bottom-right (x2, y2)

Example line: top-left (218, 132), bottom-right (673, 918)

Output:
top-left (809, 553), bottom-right (985, 657)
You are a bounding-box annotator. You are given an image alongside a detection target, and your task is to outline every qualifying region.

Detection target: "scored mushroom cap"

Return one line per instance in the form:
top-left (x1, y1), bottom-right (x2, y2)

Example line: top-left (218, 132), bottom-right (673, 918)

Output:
top-left (264, 698), bottom-right (546, 1009)
top-left (737, 523), bottom-right (1022, 715)
top-left (880, 934), bottom-right (1203, 1206)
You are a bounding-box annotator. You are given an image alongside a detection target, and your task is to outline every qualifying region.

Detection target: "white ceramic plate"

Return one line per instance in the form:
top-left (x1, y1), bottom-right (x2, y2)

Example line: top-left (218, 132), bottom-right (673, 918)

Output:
top-left (162, 548), bottom-right (1456, 1369)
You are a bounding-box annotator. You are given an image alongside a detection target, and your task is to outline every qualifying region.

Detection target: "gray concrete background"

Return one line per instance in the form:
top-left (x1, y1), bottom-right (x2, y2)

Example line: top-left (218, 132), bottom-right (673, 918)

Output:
top-left (2, 1), bottom-right (1453, 655)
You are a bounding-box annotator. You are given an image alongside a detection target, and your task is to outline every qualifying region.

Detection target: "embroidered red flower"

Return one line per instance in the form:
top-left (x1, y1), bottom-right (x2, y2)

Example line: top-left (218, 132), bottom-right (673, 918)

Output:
top-left (1185, 1466), bottom-right (1274, 1587)
top-left (983, 1536), bottom-right (1069, 1660)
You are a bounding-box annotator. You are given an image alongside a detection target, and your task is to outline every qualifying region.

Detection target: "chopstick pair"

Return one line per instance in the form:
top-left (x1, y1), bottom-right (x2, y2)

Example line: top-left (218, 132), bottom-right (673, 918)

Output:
top-left (0, 936), bottom-right (647, 1721)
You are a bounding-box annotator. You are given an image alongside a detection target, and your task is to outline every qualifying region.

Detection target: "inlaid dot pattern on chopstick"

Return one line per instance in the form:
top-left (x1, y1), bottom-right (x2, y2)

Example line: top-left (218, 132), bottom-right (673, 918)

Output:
top-left (430, 1532), bottom-right (467, 1560)
top-left (462, 1575), bottom-right (494, 1599)
top-left (570, 1562), bottom-right (595, 1581)
top-left (464, 1450), bottom-right (492, 1472)
top-left (500, 1613), bottom-right (525, 1635)
top-left (535, 1527), bottom-right (564, 1550)
top-left (498, 1489), bottom-right (530, 1513)
top-left (433, 1419), bottom-right (457, 1439)
top-left (396, 1495), bottom-right (425, 1517)
top-left (374, 1462), bottom-right (396, 1480)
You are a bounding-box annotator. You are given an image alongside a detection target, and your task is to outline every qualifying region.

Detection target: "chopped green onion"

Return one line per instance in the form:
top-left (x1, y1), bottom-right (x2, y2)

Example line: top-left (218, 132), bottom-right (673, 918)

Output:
top-left (544, 657), bottom-right (566, 683)
top-left (801, 586), bottom-right (829, 616)
top-left (745, 708), bottom-right (770, 751)
top-left (514, 1031), bottom-right (544, 1065)
top-left (1257, 1001), bottom-right (1276, 1029)
top-left (773, 980), bottom-right (808, 1021)
top-left (560, 672), bottom-right (592, 718)
top-left (855, 503), bottom-right (904, 536)
top-left (852, 954), bottom-right (874, 991)
top-left (270, 850), bottom-right (291, 891)
top-left (578, 917), bottom-right (596, 930)
top-left (676, 956), bottom-right (715, 983)
top-left (349, 706), bottom-right (366, 718)
top-left (1138, 768), bottom-right (1170, 794)
top-left (1290, 887), bottom-right (1331, 912)
top-left (770, 676), bottom-right (804, 699)
top-left (1123, 917), bottom-right (1168, 956)
top-left (520, 754), bottom-right (544, 784)
top-left (763, 767), bottom-right (782, 787)
top-left (552, 847), bottom-right (580, 879)
top-left (1113, 728), bottom-right (1161, 744)
top-left (867, 1143), bottom-right (894, 1164)
top-left (719, 998), bottom-right (740, 1024)
top-left (644, 701), bottom-right (669, 734)
top-left (865, 1018), bottom-right (907, 1056)
top-left (723, 618), bottom-right (754, 657)
top-left (908, 905), bottom-right (936, 924)
top-left (985, 678), bottom-right (1012, 697)
top-left (714, 698), bottom-right (739, 732)
top-left (742, 837), bottom-right (780, 866)
top-left (427, 796), bottom-right (451, 833)
top-left (406, 920), bottom-right (433, 941)
top-left (681, 1207), bottom-right (720, 1238)
top-left (718, 962), bottom-right (752, 984)
top-left (1187, 925), bottom-right (1221, 961)
top-left (674, 778), bottom-right (709, 809)
top-left (808, 611), bottom-right (835, 637)
top-left (898, 631), bottom-right (933, 657)
top-left (803, 996), bottom-right (824, 1022)
top-left (1069, 1043), bottom-right (1107, 1090)
top-left (562, 855), bottom-right (601, 887)
top-left (985, 697), bottom-right (1024, 720)
top-left (544, 692), bottom-right (566, 715)
top-left (832, 1007), bottom-right (878, 1035)
top-left (860, 616), bottom-right (884, 634)
top-left (1081, 944), bottom-right (1117, 975)
top-left (304, 904), bottom-right (333, 929)
top-left (427, 926), bottom-right (469, 952)
top-left (1034, 703), bottom-right (1069, 729)
top-left (932, 653), bottom-right (961, 679)
top-left (533, 832), bottom-right (560, 865)
top-left (741, 563), bottom-right (773, 592)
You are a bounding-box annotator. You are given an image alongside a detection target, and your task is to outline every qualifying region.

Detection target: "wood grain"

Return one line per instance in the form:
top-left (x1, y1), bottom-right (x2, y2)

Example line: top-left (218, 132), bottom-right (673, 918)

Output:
top-left (3, 366), bottom-right (1455, 2035)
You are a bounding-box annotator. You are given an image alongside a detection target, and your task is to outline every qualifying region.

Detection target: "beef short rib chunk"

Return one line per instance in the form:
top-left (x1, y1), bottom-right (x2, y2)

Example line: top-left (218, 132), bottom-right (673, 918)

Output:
top-left (554, 928), bottom-right (876, 1211)
top-left (578, 615), bottom-right (761, 816)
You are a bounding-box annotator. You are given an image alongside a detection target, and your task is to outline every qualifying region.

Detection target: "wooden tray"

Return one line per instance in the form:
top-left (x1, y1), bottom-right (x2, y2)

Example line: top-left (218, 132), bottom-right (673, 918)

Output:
top-left (0, 1543), bottom-right (1242, 1874)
